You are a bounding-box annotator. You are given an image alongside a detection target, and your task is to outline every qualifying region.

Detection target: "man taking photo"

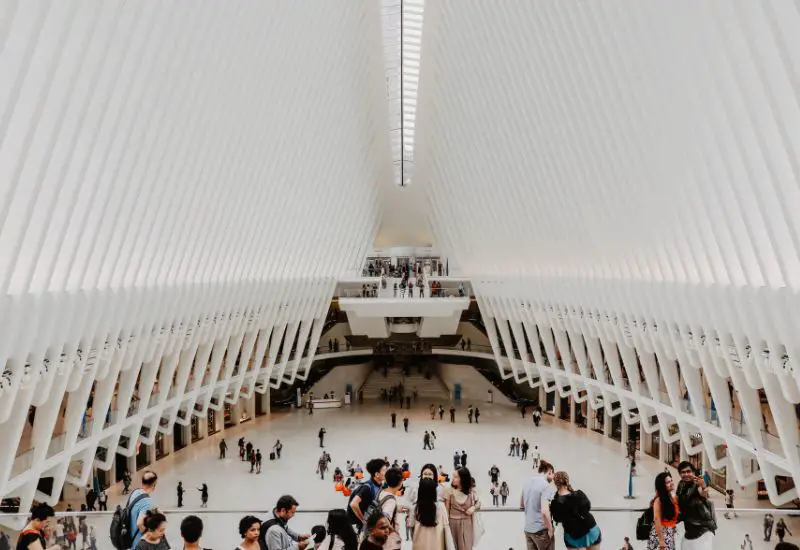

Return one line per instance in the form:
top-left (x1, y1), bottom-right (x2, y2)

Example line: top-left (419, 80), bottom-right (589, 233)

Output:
top-left (676, 461), bottom-right (716, 549)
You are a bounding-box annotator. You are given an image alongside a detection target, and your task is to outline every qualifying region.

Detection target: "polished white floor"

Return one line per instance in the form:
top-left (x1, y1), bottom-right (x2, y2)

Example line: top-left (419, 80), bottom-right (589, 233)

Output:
top-left (58, 402), bottom-right (800, 549)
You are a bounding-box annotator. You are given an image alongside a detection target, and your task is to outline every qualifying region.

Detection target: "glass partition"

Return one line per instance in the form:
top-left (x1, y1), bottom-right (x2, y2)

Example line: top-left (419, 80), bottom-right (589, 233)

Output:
top-left (0, 507), bottom-right (789, 550)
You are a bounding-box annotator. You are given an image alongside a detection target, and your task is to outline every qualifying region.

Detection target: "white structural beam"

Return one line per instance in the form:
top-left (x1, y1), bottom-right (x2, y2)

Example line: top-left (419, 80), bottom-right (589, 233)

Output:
top-left (416, 1), bottom-right (800, 504)
top-left (0, 0), bottom-right (389, 517)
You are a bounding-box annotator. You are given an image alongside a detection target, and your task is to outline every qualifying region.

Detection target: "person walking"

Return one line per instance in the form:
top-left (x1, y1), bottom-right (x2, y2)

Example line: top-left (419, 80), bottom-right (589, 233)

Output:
top-left (550, 471), bottom-right (601, 549)
top-left (318, 453), bottom-right (329, 480)
top-left (197, 483), bottom-right (208, 508)
top-left (776, 518), bottom-right (793, 542)
top-left (467, 406), bottom-right (473, 424)
top-left (460, 451), bottom-right (467, 469)
top-left (453, 451), bottom-right (461, 472)
top-left (439, 405), bottom-right (445, 420)
top-left (238, 437), bottom-right (246, 461)
top-left (319, 427), bottom-right (326, 448)
top-left (740, 534), bottom-right (753, 550)
top-left (648, 472), bottom-right (679, 550)
top-left (521, 439), bottom-right (530, 460)
top-left (219, 439), bottom-right (227, 459)
top-left (490, 483), bottom-right (499, 506)
top-left (177, 481), bottom-right (185, 508)
top-left (499, 481), bottom-right (509, 506)
top-left (403, 416), bottom-right (409, 432)
top-left (255, 449), bottom-right (263, 474)
top-left (676, 461), bottom-right (715, 549)
top-left (488, 465), bottom-right (500, 485)
top-left (474, 408), bottom-right (480, 424)
top-left (391, 412), bottom-right (397, 428)
top-left (449, 406), bottom-right (456, 423)
top-left (423, 431), bottom-right (433, 450)
top-left (273, 439), bottom-right (282, 459)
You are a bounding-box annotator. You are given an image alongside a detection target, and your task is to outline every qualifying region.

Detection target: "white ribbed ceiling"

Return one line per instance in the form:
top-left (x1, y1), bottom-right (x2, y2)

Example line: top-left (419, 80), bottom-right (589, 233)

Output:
top-left (381, 0), bottom-right (425, 187)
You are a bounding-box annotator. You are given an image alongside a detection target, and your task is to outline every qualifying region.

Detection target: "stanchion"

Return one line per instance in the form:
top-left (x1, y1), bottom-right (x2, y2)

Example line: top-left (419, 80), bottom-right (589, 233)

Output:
top-left (623, 458), bottom-right (636, 500)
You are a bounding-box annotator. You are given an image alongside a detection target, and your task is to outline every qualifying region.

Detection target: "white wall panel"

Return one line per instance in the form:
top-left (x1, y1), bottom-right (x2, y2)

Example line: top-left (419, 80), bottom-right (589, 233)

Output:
top-left (416, 0), bottom-right (800, 504)
top-left (0, 0), bottom-right (390, 518)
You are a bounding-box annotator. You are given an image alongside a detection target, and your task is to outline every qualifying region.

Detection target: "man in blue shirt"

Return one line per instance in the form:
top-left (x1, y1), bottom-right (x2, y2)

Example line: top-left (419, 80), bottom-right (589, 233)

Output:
top-left (348, 458), bottom-right (388, 529)
top-left (521, 460), bottom-right (555, 550)
top-left (129, 470), bottom-right (158, 548)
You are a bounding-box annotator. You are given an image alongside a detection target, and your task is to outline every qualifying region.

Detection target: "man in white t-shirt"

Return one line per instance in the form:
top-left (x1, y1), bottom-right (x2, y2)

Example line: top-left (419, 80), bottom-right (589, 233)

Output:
top-left (521, 460), bottom-right (555, 550)
top-left (377, 467), bottom-right (405, 550)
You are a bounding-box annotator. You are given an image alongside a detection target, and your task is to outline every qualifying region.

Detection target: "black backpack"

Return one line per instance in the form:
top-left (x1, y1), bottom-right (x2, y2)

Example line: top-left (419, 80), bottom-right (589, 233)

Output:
top-left (346, 482), bottom-right (374, 528)
top-left (257, 517), bottom-right (282, 550)
top-left (635, 505), bottom-right (653, 541)
top-left (109, 491), bottom-right (148, 549)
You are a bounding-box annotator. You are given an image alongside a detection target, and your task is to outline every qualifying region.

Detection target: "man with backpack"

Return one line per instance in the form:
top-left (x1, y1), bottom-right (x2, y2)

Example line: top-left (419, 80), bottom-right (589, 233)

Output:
top-left (375, 468), bottom-right (404, 550)
top-left (259, 495), bottom-right (312, 550)
top-left (110, 470), bottom-right (158, 550)
top-left (676, 461), bottom-right (716, 549)
top-left (348, 458), bottom-right (388, 531)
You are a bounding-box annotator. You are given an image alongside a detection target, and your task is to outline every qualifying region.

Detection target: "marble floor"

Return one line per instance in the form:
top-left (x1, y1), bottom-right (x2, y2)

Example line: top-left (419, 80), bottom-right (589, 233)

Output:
top-left (14, 401), bottom-right (800, 549)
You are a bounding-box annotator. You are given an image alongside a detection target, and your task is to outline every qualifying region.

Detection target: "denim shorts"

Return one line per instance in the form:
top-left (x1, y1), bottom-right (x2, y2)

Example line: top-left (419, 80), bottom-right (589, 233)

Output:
top-left (564, 525), bottom-right (601, 548)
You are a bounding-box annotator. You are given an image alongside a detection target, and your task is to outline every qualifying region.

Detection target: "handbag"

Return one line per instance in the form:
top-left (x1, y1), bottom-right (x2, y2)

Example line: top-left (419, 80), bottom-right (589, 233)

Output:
top-left (471, 492), bottom-right (485, 544)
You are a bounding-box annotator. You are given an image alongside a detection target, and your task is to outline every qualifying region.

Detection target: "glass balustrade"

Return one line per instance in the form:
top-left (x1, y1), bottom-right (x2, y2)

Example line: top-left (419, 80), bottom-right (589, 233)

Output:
top-left (0, 507), bottom-right (789, 550)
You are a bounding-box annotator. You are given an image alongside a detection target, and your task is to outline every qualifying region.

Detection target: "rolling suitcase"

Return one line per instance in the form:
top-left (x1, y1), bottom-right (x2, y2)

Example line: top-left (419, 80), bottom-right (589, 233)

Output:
top-left (270, 452), bottom-right (276, 460)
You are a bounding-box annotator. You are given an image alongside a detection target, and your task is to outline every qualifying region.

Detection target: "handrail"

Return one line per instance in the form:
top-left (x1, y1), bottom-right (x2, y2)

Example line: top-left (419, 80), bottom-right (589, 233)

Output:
top-left (1, 506), bottom-right (796, 518)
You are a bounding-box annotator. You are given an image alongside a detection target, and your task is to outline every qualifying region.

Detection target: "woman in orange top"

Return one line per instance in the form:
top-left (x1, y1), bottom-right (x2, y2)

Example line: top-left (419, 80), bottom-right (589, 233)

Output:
top-left (649, 472), bottom-right (679, 550)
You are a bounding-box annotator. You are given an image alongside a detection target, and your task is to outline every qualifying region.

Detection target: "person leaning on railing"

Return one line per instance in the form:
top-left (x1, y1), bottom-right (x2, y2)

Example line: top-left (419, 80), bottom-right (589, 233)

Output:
top-left (17, 503), bottom-right (60, 550)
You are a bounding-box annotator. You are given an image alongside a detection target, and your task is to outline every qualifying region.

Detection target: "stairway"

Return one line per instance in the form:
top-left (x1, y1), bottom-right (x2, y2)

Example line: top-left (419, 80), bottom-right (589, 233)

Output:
top-left (359, 367), bottom-right (450, 401)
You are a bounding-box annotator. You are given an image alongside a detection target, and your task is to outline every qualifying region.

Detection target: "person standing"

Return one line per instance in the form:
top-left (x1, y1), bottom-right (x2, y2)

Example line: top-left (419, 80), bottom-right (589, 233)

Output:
top-left (16, 504), bottom-right (58, 550)
top-left (724, 490), bottom-right (737, 519)
top-left (532, 445), bottom-right (541, 469)
top-left (453, 451), bottom-right (461, 472)
top-left (740, 534), bottom-right (753, 550)
top-left (219, 439), bottom-right (227, 459)
top-left (273, 439), bottom-right (283, 459)
top-left (676, 461), bottom-right (715, 549)
top-left (122, 469), bottom-right (132, 494)
top-left (423, 431), bottom-right (432, 450)
top-left (430, 404), bottom-right (436, 420)
top-left (648, 472), bottom-right (679, 550)
top-left (550, 471), bottom-right (601, 549)
top-left (460, 451), bottom-right (467, 469)
top-left (129, 470), bottom-right (158, 549)
top-left (177, 481), bottom-right (185, 508)
top-left (179, 515), bottom-right (207, 550)
top-left (521, 439), bottom-right (530, 460)
top-left (391, 411), bottom-right (397, 428)
top-left (197, 483), bottom-right (208, 508)
top-left (474, 408), bottom-right (481, 424)
top-left (260, 495), bottom-right (312, 550)
top-left (444, 468), bottom-right (481, 550)
top-left (238, 437), bottom-right (246, 460)
top-left (360, 512), bottom-right (391, 550)
top-left (449, 406), bottom-right (456, 423)
top-left (521, 460), bottom-right (556, 550)
top-left (620, 536), bottom-right (634, 550)
top-left (412, 478), bottom-right (452, 550)
top-left (255, 449), bottom-right (263, 474)
top-left (467, 406), bottom-right (473, 424)
top-left (97, 490), bottom-right (108, 511)
top-left (319, 427), bottom-right (326, 448)
top-left (403, 416), bottom-right (409, 433)
top-left (439, 405), bottom-right (445, 420)
top-left (377, 468), bottom-right (404, 550)
top-left (764, 513), bottom-right (775, 542)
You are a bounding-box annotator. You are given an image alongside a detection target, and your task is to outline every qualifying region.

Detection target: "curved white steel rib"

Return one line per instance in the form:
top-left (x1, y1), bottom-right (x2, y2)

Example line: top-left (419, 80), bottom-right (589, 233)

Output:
top-left (417, 1), bottom-right (800, 504)
top-left (0, 0), bottom-right (389, 517)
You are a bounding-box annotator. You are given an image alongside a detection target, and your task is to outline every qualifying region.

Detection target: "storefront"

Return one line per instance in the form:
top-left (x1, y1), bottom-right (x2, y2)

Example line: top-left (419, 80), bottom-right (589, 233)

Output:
top-left (224, 404), bottom-right (235, 428)
top-left (208, 409), bottom-right (219, 435)
top-left (687, 433), bottom-right (703, 471)
top-left (545, 391), bottom-right (556, 415)
top-left (667, 425), bottom-right (681, 466)
top-left (559, 396), bottom-right (571, 421)
top-left (256, 394), bottom-right (267, 417)
top-left (590, 409), bottom-right (605, 434)
top-left (191, 416), bottom-right (202, 443)
top-left (610, 415), bottom-right (622, 442)
top-left (155, 432), bottom-right (168, 460)
top-left (135, 442), bottom-right (150, 471)
top-left (173, 423), bottom-right (186, 451)
top-left (646, 430), bottom-right (660, 459)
